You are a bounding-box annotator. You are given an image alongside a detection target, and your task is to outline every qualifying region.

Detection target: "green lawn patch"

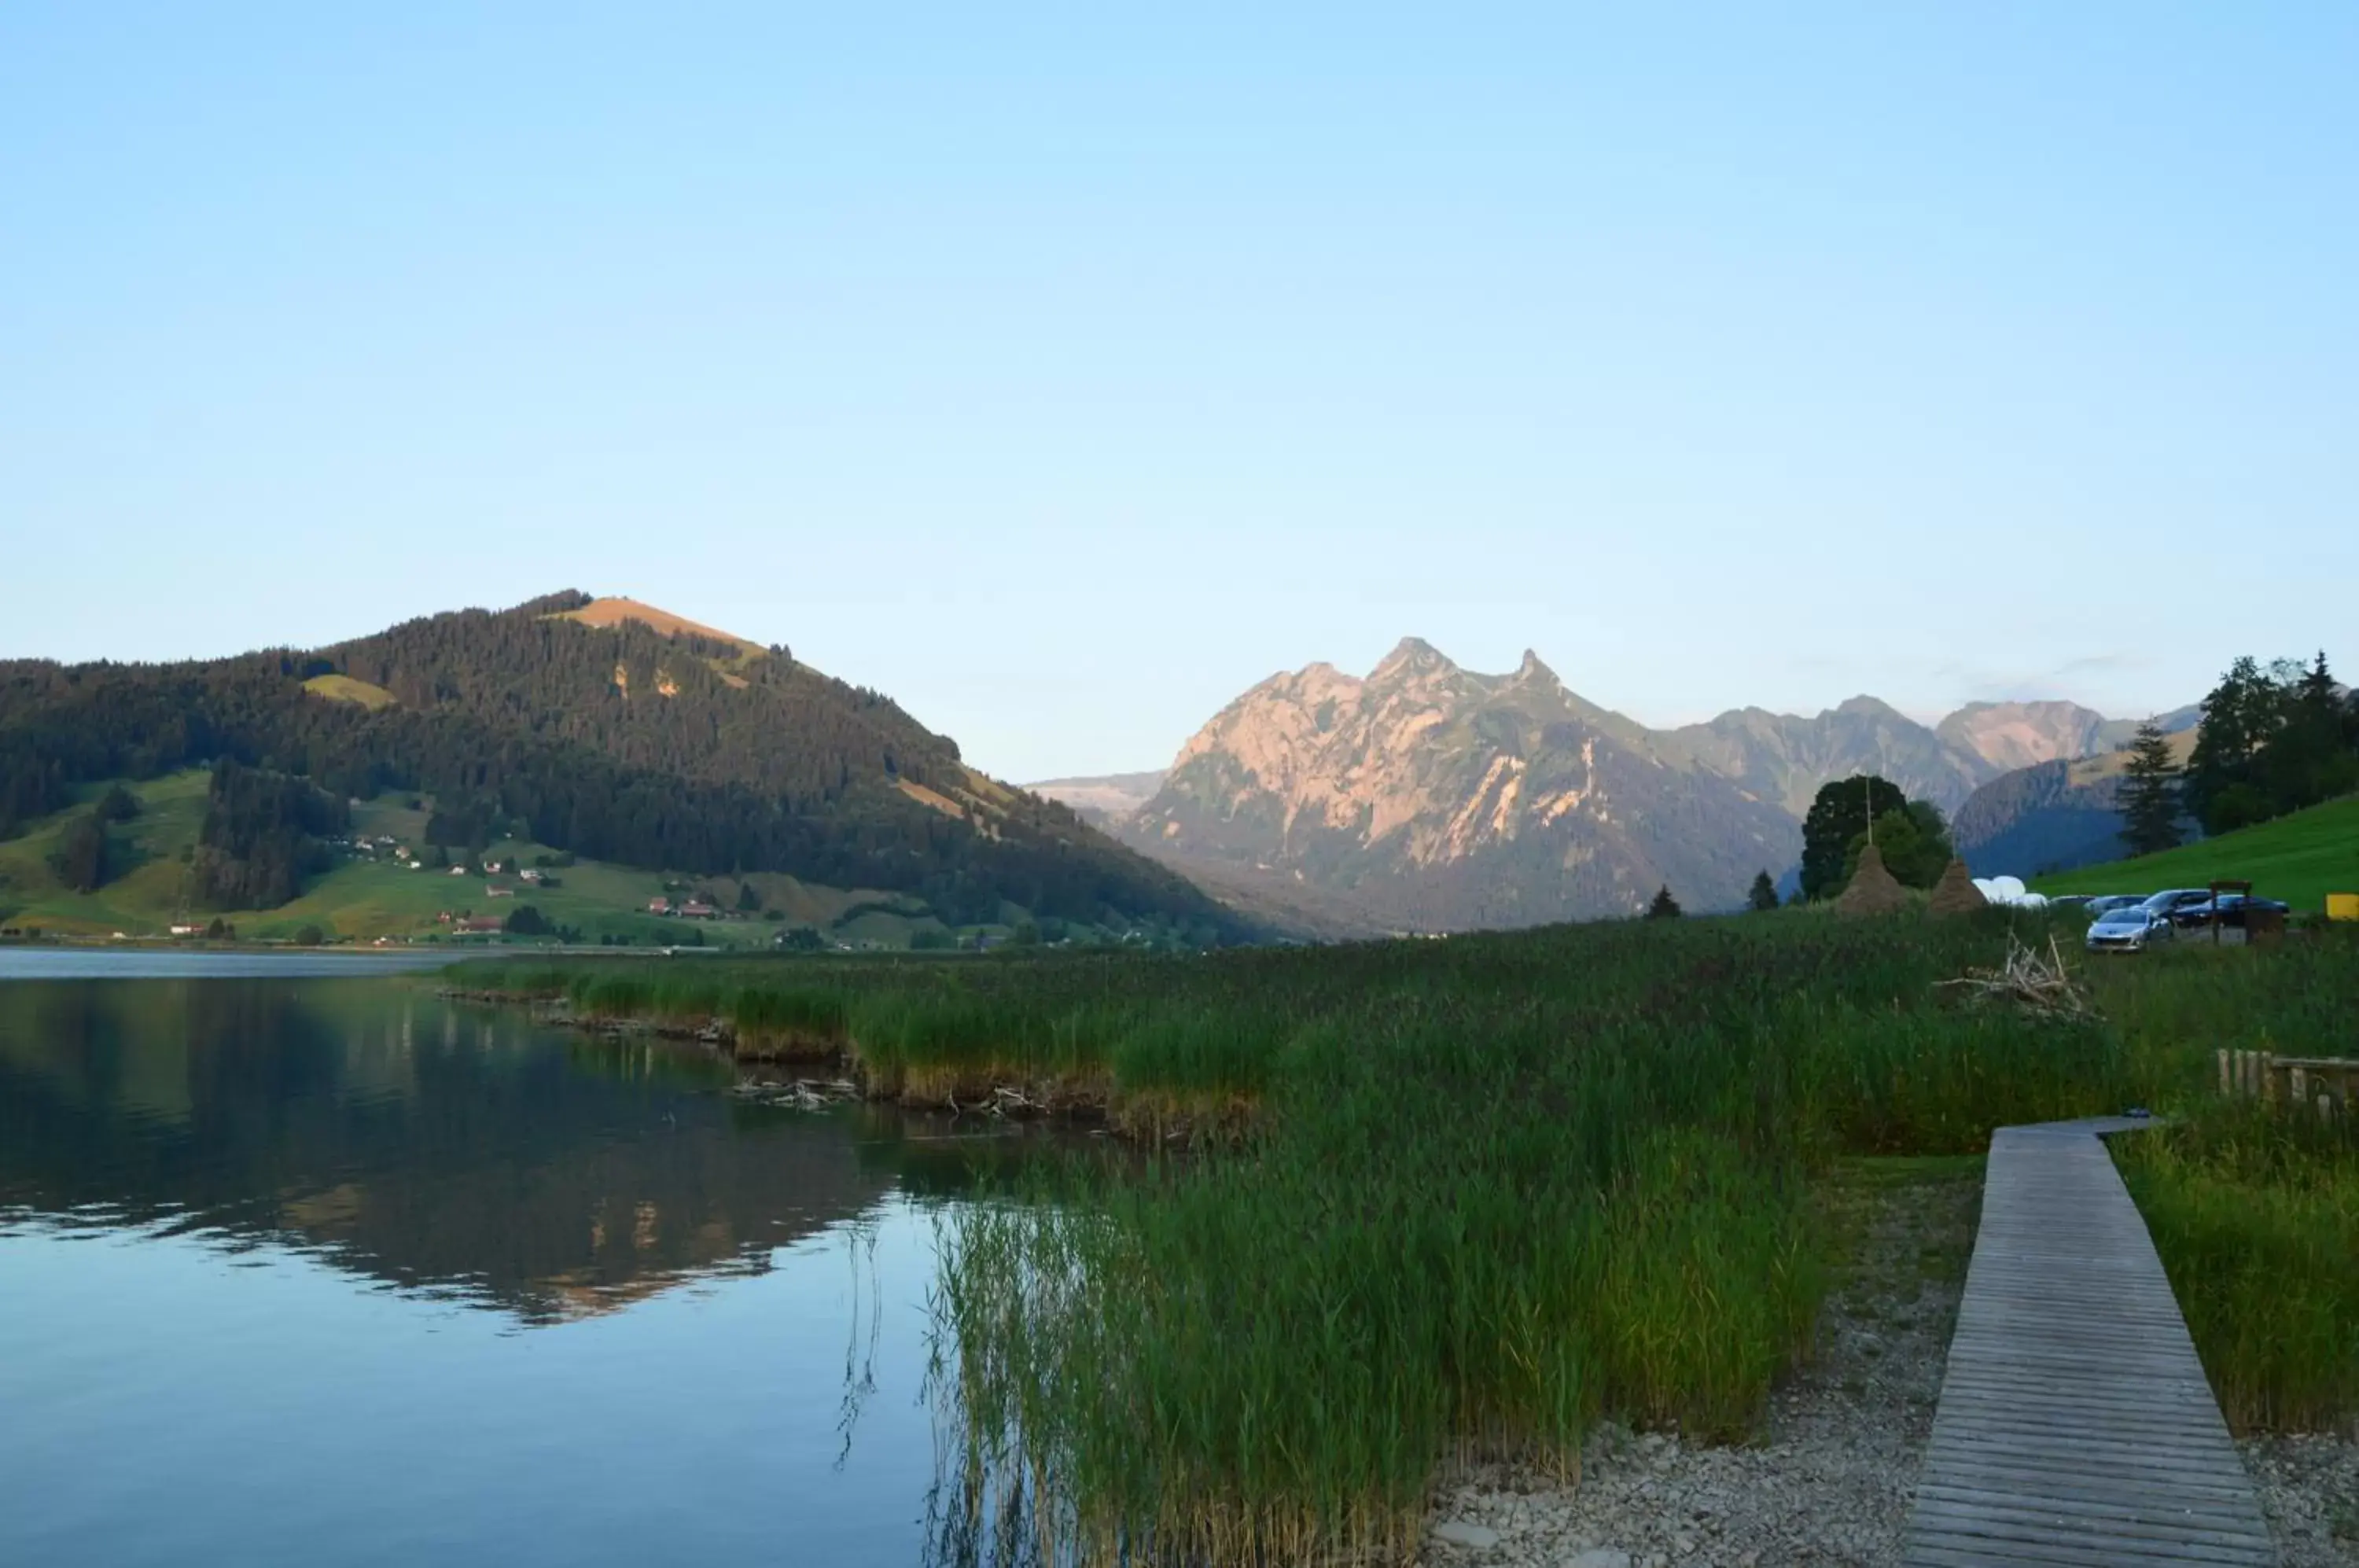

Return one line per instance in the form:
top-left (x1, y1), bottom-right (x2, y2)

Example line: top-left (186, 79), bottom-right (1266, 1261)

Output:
top-left (2035, 793), bottom-right (2359, 912)
top-left (300, 672), bottom-right (398, 709)
top-left (0, 776), bottom-right (976, 948)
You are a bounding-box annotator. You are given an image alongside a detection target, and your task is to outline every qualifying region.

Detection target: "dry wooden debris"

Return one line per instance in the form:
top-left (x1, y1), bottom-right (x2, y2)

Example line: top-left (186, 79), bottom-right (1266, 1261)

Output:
top-left (729, 1077), bottom-right (860, 1110)
top-left (1935, 934), bottom-right (2094, 1019)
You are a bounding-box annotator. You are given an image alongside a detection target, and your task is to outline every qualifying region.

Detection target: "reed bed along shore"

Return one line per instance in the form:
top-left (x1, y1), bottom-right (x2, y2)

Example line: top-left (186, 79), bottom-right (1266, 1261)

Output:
top-left (2093, 939), bottom-right (2359, 1437)
top-left (445, 915), bottom-right (2359, 1564)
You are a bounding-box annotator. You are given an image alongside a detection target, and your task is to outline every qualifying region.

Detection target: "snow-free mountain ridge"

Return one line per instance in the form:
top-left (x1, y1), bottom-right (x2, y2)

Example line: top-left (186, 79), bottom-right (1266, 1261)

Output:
top-left (1032, 639), bottom-right (2189, 932)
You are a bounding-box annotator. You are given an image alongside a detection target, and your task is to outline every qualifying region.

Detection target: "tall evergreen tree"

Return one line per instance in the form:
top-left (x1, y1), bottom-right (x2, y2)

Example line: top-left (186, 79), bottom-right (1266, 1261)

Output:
top-left (2182, 656), bottom-right (2284, 834)
top-left (2180, 651), bottom-right (2359, 834)
top-left (1646, 885), bottom-right (1682, 919)
top-left (2266, 650), bottom-right (2359, 812)
top-left (2117, 722), bottom-right (2183, 856)
top-left (2295, 649), bottom-right (2339, 711)
top-left (1746, 870), bottom-right (1779, 912)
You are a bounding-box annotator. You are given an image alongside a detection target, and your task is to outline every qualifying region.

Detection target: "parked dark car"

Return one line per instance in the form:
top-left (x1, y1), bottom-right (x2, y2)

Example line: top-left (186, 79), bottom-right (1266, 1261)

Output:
top-left (2168, 893), bottom-right (2291, 931)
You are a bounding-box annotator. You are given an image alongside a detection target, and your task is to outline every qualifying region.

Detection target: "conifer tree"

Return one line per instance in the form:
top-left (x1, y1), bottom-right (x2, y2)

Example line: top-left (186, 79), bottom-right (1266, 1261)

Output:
top-left (1646, 885), bottom-right (1682, 919)
top-left (2117, 722), bottom-right (2184, 857)
top-left (2183, 656), bottom-right (2282, 833)
top-left (1746, 870), bottom-right (1779, 912)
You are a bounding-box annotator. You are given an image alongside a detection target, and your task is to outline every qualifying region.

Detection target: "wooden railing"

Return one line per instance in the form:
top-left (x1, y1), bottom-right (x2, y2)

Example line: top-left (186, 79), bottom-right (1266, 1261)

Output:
top-left (2220, 1047), bottom-right (2357, 1118)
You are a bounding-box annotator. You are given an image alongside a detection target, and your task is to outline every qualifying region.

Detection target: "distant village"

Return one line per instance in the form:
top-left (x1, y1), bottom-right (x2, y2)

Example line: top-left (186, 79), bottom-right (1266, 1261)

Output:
top-left (57, 830), bottom-right (1137, 954)
top-left (294, 831), bottom-right (809, 947)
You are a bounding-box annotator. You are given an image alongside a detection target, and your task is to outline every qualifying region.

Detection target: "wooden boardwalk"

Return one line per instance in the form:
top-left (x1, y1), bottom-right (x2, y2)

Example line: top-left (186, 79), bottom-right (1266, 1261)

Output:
top-left (1901, 1117), bottom-right (2277, 1566)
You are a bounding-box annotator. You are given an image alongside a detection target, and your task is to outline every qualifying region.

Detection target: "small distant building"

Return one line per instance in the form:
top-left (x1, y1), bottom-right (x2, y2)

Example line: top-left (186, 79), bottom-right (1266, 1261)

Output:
top-left (483, 859), bottom-right (504, 874)
top-left (679, 900), bottom-right (718, 919)
top-left (485, 884), bottom-right (514, 899)
top-left (169, 923), bottom-right (203, 938)
top-left (648, 897), bottom-right (672, 916)
top-left (459, 915), bottom-right (503, 933)
top-left (518, 867), bottom-right (543, 883)
top-left (449, 865), bottom-right (467, 876)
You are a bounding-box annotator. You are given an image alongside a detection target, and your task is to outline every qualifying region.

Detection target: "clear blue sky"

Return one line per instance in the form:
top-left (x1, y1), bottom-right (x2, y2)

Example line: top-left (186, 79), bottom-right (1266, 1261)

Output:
top-left (4, 5), bottom-right (2352, 782)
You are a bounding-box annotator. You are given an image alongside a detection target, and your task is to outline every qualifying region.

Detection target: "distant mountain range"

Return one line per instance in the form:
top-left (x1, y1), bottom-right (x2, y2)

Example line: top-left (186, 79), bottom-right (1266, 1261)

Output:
top-left (1032, 641), bottom-right (2194, 933)
top-left (1950, 724), bottom-right (2203, 880)
top-left (1025, 771), bottom-right (1168, 825)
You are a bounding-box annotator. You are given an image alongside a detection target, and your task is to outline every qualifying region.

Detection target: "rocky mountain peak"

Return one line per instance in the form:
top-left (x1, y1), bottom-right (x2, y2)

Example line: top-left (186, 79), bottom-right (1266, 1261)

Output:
top-left (1112, 637), bottom-right (2187, 934)
top-left (1367, 636), bottom-right (1457, 683)
top-left (1934, 700), bottom-right (2129, 773)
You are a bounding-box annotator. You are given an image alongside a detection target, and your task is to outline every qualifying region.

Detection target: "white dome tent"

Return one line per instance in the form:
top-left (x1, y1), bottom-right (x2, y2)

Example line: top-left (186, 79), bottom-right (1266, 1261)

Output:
top-left (1971, 874), bottom-right (2049, 909)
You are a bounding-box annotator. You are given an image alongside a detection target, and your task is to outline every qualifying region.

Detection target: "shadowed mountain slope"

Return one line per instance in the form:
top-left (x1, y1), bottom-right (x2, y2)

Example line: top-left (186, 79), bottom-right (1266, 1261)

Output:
top-left (0, 593), bottom-right (1242, 937)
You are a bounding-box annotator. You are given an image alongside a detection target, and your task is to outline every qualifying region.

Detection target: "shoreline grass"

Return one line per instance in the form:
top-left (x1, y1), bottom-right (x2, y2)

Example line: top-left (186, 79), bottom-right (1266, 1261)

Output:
top-left (2090, 933), bottom-right (2359, 1435)
top-left (448, 915), bottom-right (2359, 1561)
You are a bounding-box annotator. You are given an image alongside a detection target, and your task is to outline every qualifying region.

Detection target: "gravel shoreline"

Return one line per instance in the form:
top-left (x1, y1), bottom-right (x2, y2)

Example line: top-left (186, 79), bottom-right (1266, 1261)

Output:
top-left (2248, 1432), bottom-right (2359, 1567)
top-left (1417, 1164), bottom-right (2357, 1568)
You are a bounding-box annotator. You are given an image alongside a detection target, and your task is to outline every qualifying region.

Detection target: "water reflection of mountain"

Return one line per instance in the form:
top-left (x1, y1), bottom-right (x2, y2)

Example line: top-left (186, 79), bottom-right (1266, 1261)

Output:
top-left (0, 981), bottom-right (907, 1323)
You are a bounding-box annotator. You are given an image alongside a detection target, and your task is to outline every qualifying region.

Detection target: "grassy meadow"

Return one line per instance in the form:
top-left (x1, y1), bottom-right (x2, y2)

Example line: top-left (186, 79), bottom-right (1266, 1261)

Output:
top-left (446, 911), bottom-right (2359, 1563)
top-left (0, 771), bottom-right (968, 948)
top-left (0, 770), bottom-right (216, 934)
top-left (2100, 940), bottom-right (2359, 1432)
top-left (2033, 793), bottom-right (2359, 912)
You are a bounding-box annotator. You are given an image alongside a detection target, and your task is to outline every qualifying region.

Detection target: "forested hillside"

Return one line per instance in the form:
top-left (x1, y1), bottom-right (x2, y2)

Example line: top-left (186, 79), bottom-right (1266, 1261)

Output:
top-left (0, 593), bottom-right (1242, 937)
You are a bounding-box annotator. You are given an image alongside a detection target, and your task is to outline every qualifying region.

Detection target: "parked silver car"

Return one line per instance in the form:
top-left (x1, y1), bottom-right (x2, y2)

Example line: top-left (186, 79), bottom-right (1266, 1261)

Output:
top-left (2084, 889), bottom-right (2217, 953)
top-left (2082, 894), bottom-right (2149, 916)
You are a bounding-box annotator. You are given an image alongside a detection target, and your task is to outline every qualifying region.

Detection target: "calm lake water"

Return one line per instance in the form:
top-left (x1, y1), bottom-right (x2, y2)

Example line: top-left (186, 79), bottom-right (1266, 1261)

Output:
top-left (0, 951), bottom-right (1024, 1567)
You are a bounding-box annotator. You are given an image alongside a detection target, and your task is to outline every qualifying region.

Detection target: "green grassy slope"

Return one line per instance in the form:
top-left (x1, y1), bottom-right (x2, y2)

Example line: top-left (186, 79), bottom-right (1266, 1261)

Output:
top-left (2033, 794), bottom-right (2359, 911)
top-left (0, 771), bottom-right (215, 934)
top-left (0, 771), bottom-right (977, 947)
top-left (300, 672), bottom-right (397, 709)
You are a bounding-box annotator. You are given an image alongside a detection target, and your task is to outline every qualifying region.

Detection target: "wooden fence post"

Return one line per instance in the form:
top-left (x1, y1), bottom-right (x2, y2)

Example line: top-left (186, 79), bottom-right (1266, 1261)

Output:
top-left (2218, 1049), bottom-right (2232, 1097)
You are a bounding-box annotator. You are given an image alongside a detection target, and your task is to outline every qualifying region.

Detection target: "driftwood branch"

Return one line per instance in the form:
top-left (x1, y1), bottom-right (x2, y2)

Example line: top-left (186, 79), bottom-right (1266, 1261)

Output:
top-left (1935, 934), bottom-right (2094, 1020)
top-left (729, 1077), bottom-right (862, 1110)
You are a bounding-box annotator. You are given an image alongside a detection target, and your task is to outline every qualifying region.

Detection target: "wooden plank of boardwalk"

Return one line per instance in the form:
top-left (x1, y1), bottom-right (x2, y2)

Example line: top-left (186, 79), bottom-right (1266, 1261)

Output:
top-left (1901, 1117), bottom-right (2278, 1567)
